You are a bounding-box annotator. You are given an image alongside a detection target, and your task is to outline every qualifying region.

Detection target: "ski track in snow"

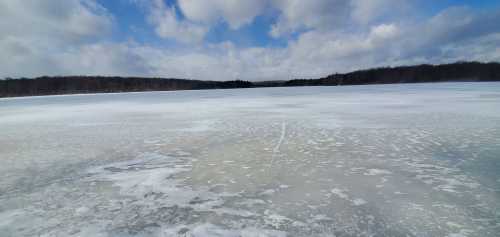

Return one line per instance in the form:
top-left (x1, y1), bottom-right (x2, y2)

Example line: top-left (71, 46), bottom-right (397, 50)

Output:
top-left (274, 122), bottom-right (287, 153)
top-left (270, 121), bottom-right (287, 167)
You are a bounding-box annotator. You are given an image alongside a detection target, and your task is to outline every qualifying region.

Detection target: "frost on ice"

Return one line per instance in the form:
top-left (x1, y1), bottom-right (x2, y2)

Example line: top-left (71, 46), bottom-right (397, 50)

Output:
top-left (1, 82), bottom-right (500, 236)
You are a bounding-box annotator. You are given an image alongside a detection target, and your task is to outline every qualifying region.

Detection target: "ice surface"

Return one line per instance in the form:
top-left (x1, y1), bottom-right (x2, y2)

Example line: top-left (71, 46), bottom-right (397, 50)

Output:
top-left (1, 82), bottom-right (500, 236)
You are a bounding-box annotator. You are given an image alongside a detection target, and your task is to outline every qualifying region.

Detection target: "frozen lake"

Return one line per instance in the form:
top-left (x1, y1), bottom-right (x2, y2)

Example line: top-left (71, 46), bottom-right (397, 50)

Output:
top-left (1, 82), bottom-right (500, 237)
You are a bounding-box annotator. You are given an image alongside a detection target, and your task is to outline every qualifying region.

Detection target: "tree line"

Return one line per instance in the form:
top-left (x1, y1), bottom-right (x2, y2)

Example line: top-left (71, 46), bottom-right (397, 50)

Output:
top-left (1, 62), bottom-right (499, 97)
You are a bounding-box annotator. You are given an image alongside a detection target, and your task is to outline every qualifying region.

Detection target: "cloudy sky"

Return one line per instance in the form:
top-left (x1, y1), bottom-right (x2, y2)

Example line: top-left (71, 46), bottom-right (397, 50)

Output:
top-left (1, 0), bottom-right (500, 80)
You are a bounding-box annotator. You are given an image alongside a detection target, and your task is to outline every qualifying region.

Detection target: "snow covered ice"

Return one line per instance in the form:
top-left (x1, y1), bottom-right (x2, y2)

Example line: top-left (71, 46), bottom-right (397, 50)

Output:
top-left (1, 82), bottom-right (500, 237)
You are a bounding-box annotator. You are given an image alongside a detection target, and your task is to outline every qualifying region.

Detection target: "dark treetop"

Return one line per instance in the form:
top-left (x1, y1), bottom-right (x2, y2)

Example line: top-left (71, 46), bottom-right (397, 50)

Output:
top-left (1, 62), bottom-right (499, 98)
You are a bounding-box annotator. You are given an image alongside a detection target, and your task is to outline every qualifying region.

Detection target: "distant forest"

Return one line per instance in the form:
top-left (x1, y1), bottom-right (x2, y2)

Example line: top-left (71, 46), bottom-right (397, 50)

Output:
top-left (1, 62), bottom-right (499, 97)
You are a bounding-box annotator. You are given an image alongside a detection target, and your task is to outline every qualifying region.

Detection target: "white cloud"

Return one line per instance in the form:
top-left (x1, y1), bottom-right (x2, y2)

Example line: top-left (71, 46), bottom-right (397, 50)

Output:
top-left (269, 0), bottom-right (411, 38)
top-left (142, 0), bottom-right (266, 43)
top-left (178, 0), bottom-right (267, 29)
top-left (0, 0), bottom-right (113, 78)
top-left (1, 0), bottom-right (499, 81)
top-left (270, 0), bottom-right (351, 37)
top-left (147, 0), bottom-right (208, 43)
top-left (0, 0), bottom-right (112, 42)
top-left (389, 6), bottom-right (500, 60)
top-left (370, 23), bottom-right (398, 39)
top-left (141, 6), bottom-right (499, 80)
top-left (59, 42), bottom-right (151, 76)
top-left (350, 0), bottom-right (410, 24)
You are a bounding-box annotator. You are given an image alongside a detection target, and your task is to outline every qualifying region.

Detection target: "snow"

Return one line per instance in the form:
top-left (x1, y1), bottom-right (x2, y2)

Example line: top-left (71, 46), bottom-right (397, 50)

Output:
top-left (363, 168), bottom-right (392, 176)
top-left (1, 82), bottom-right (500, 236)
top-left (352, 198), bottom-right (367, 206)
